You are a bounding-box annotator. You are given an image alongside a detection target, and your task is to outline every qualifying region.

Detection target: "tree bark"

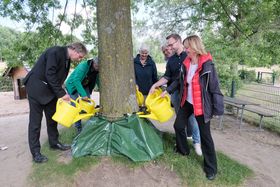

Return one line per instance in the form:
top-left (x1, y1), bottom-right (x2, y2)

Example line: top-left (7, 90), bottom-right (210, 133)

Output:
top-left (97, 0), bottom-right (138, 120)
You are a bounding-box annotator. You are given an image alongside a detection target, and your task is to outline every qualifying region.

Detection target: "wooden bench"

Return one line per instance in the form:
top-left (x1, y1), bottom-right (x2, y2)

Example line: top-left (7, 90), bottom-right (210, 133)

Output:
top-left (243, 106), bottom-right (276, 130)
top-left (224, 101), bottom-right (243, 115)
top-left (219, 96), bottom-right (275, 131)
top-left (218, 102), bottom-right (243, 129)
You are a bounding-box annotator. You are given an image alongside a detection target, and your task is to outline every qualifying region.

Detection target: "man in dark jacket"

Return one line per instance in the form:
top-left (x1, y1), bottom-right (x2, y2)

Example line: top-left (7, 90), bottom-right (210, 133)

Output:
top-left (23, 42), bottom-right (87, 163)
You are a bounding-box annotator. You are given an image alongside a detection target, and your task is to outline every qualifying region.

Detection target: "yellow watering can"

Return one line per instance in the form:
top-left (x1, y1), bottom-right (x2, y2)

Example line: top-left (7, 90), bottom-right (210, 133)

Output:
top-left (138, 95), bottom-right (174, 123)
top-left (52, 99), bottom-right (93, 128)
top-left (145, 88), bottom-right (162, 112)
top-left (76, 97), bottom-right (99, 114)
top-left (136, 87), bottom-right (144, 106)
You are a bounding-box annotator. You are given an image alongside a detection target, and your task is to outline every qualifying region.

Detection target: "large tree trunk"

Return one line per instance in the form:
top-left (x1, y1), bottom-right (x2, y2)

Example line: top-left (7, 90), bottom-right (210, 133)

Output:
top-left (97, 0), bottom-right (138, 120)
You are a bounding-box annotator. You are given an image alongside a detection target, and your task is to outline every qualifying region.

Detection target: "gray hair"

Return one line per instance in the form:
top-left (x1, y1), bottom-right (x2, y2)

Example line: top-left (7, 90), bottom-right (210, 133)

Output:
top-left (161, 44), bottom-right (168, 51)
top-left (93, 56), bottom-right (98, 64)
top-left (139, 44), bottom-right (150, 52)
top-left (68, 42), bottom-right (88, 55)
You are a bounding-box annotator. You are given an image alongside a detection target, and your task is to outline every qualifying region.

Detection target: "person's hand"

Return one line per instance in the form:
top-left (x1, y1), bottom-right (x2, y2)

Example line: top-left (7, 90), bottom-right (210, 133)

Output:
top-left (149, 85), bottom-right (157, 94)
top-left (82, 96), bottom-right (89, 101)
top-left (61, 94), bottom-right (71, 102)
top-left (160, 90), bottom-right (168, 98)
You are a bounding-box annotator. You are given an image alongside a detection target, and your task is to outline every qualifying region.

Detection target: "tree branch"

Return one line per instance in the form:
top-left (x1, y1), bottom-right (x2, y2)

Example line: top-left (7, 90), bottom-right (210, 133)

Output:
top-left (217, 0), bottom-right (250, 40)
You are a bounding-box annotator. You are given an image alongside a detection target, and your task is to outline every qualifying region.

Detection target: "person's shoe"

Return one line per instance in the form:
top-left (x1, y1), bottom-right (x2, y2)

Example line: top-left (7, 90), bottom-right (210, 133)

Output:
top-left (187, 136), bottom-right (193, 140)
top-left (206, 173), bottom-right (216, 180)
top-left (50, 142), bottom-right (71, 151)
top-left (193, 143), bottom-right (202, 156)
top-left (173, 146), bottom-right (190, 156)
top-left (33, 152), bottom-right (48, 163)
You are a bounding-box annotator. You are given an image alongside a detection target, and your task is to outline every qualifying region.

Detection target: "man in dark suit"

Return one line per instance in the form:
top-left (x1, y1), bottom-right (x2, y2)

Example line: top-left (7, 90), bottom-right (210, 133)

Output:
top-left (23, 42), bottom-right (88, 163)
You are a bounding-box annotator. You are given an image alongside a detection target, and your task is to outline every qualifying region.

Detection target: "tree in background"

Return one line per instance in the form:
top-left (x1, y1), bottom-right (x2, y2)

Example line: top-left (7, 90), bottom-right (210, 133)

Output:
top-left (0, 0), bottom-right (99, 66)
top-left (139, 0), bottom-right (280, 67)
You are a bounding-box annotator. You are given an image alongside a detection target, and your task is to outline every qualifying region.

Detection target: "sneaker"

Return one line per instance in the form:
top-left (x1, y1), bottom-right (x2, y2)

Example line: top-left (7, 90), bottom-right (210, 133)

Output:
top-left (187, 136), bottom-right (193, 140)
top-left (193, 143), bottom-right (202, 156)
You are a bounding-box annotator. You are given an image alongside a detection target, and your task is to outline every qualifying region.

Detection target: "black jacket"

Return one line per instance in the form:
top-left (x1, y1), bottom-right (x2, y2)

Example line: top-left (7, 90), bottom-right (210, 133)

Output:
top-left (163, 51), bottom-right (187, 86)
top-left (167, 59), bottom-right (224, 123)
top-left (23, 46), bottom-right (70, 105)
top-left (134, 54), bottom-right (158, 95)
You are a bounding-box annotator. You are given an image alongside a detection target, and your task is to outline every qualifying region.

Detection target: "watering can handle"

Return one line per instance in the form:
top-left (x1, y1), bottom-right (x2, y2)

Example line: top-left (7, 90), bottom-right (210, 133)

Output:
top-left (76, 97), bottom-right (95, 105)
top-left (57, 98), bottom-right (80, 109)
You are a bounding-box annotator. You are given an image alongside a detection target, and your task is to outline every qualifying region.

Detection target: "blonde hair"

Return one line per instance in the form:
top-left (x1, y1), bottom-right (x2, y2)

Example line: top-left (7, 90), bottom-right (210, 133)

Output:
top-left (183, 35), bottom-right (207, 55)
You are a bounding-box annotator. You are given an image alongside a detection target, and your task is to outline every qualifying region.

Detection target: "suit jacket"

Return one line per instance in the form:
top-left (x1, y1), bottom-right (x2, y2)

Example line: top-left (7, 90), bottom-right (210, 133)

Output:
top-left (23, 46), bottom-right (70, 105)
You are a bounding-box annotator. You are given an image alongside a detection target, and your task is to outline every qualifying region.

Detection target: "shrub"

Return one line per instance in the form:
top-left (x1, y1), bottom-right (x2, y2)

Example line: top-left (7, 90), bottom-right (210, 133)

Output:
top-left (239, 69), bottom-right (256, 82)
top-left (0, 77), bottom-right (13, 91)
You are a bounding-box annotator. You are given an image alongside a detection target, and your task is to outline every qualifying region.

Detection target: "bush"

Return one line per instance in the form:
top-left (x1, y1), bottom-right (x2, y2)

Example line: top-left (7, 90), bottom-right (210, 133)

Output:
top-left (217, 64), bottom-right (242, 96)
top-left (239, 69), bottom-right (256, 82)
top-left (0, 77), bottom-right (13, 91)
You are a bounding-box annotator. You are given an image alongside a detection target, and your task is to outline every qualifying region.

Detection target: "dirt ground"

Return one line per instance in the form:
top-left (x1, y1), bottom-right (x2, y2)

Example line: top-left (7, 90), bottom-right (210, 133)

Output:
top-left (1, 91), bottom-right (280, 187)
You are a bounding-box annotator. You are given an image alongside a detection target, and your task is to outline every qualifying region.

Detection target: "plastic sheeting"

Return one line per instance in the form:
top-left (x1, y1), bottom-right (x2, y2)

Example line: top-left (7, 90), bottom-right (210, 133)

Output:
top-left (72, 114), bottom-right (163, 161)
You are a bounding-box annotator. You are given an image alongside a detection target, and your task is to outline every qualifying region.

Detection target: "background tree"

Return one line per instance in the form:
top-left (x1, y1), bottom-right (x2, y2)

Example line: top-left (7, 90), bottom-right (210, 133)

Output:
top-left (139, 0), bottom-right (280, 66)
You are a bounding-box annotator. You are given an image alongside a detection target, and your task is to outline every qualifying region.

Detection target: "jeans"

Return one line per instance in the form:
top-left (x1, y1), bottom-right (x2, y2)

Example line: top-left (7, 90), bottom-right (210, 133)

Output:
top-left (68, 88), bottom-right (91, 130)
top-left (171, 90), bottom-right (200, 143)
top-left (171, 90), bottom-right (180, 113)
top-left (188, 114), bottom-right (201, 144)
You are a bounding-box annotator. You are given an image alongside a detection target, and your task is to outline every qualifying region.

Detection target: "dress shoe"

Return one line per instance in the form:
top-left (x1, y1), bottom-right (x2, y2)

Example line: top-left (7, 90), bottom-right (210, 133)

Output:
top-left (50, 142), bottom-right (71, 151)
top-left (206, 173), bottom-right (216, 180)
top-left (33, 152), bottom-right (48, 163)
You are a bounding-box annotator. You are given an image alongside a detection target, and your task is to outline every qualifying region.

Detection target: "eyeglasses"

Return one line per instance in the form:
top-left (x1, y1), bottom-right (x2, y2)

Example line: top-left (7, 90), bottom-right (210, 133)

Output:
top-left (168, 40), bottom-right (178, 47)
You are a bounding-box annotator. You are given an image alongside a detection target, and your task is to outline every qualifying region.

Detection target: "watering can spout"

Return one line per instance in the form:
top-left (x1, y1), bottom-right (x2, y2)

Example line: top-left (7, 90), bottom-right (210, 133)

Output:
top-left (138, 113), bottom-right (158, 121)
top-left (73, 113), bottom-right (94, 123)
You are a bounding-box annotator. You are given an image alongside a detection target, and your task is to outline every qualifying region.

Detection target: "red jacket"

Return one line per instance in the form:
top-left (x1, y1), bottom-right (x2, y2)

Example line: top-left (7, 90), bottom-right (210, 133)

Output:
top-left (181, 53), bottom-right (213, 116)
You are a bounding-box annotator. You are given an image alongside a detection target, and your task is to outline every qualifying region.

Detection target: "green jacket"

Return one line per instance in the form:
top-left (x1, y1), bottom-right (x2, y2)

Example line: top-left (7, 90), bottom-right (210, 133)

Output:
top-left (65, 60), bottom-right (99, 97)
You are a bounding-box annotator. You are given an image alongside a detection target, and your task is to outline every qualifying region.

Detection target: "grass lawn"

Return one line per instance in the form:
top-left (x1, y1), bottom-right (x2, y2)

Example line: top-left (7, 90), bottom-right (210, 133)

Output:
top-left (29, 128), bottom-right (253, 187)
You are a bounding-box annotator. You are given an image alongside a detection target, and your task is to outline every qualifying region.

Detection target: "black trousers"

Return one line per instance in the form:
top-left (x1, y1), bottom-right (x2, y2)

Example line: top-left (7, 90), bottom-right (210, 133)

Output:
top-left (174, 101), bottom-right (217, 175)
top-left (28, 97), bottom-right (59, 156)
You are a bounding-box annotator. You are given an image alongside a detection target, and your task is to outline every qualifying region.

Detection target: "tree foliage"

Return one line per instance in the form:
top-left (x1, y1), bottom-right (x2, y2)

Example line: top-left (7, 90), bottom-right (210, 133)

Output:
top-left (0, 0), bottom-right (99, 67)
top-left (1, 1), bottom-right (279, 70)
top-left (139, 0), bottom-right (280, 67)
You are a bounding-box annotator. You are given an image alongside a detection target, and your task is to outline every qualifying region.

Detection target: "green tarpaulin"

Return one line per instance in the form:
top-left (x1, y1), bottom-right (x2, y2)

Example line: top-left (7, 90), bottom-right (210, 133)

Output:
top-left (72, 114), bottom-right (163, 161)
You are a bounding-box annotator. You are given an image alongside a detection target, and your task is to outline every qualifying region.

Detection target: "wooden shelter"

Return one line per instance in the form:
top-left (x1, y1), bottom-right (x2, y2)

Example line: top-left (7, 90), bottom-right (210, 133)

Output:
top-left (2, 64), bottom-right (30, 100)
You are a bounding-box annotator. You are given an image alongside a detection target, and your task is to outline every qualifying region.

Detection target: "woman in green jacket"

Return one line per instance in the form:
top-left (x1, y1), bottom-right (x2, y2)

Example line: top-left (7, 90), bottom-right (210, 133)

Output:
top-left (65, 57), bottom-right (99, 134)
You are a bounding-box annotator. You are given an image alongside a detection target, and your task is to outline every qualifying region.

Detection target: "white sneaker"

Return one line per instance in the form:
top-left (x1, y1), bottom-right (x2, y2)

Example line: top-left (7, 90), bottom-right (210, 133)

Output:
top-left (193, 143), bottom-right (202, 156)
top-left (187, 136), bottom-right (193, 140)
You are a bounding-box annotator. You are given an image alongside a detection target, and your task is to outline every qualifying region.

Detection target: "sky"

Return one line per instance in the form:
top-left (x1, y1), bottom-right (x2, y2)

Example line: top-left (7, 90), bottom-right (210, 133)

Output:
top-left (0, 1), bottom-right (164, 53)
top-left (0, 1), bottom-right (150, 41)
top-left (0, 0), bottom-right (86, 39)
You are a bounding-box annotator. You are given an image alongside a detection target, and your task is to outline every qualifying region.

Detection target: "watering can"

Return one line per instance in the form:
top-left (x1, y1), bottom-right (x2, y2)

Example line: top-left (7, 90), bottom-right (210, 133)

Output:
top-left (138, 95), bottom-right (174, 123)
top-left (145, 88), bottom-right (162, 112)
top-left (52, 99), bottom-right (93, 128)
top-left (76, 97), bottom-right (99, 114)
top-left (136, 87), bottom-right (144, 106)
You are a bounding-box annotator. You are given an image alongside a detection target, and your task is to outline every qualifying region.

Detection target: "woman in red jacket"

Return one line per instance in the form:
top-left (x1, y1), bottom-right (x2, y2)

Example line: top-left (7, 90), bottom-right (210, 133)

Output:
top-left (163, 35), bottom-right (224, 180)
